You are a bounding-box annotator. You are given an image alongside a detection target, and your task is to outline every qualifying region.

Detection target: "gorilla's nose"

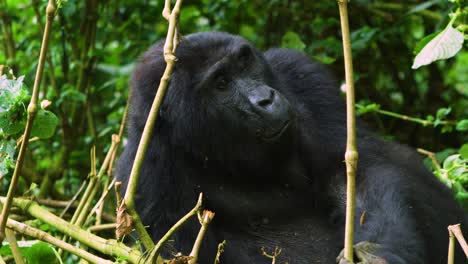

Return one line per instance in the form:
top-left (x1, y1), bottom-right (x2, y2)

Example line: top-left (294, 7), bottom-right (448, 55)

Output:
top-left (248, 85), bottom-right (291, 121)
top-left (249, 85), bottom-right (275, 109)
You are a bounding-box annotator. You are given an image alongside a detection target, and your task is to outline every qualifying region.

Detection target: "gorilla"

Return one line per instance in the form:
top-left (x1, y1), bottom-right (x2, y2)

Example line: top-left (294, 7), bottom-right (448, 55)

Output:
top-left (116, 32), bottom-right (467, 263)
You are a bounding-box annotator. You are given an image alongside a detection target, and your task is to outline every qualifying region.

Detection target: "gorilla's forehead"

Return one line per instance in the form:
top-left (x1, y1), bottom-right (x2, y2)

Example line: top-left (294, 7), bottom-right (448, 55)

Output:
top-left (180, 32), bottom-right (251, 68)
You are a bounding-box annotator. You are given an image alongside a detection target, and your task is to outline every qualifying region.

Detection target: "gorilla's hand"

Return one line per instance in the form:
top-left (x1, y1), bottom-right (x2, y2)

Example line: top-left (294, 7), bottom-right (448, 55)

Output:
top-left (336, 241), bottom-right (388, 264)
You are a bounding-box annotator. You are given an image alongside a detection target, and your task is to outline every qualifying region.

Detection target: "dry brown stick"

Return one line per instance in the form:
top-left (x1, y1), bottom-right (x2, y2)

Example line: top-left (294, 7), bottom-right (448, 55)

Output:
top-left (448, 224), bottom-right (468, 258)
top-left (0, 0), bottom-right (56, 243)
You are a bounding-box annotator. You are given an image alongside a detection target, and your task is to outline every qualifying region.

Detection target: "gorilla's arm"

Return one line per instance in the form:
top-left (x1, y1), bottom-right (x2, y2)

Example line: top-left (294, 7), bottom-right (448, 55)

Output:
top-left (335, 163), bottom-right (426, 263)
top-left (264, 49), bottom-right (427, 263)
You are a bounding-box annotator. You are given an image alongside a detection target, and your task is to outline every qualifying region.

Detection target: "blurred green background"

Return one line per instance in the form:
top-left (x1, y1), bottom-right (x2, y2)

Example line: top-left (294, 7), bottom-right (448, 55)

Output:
top-left (0, 0), bottom-right (467, 203)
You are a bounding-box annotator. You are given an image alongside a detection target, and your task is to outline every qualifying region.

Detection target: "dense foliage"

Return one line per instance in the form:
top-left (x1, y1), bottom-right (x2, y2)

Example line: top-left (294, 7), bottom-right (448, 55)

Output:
top-left (0, 0), bottom-right (467, 262)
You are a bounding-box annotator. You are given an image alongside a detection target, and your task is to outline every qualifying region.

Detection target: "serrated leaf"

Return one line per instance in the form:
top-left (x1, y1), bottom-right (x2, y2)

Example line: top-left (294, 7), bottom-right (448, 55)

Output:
top-left (412, 24), bottom-right (464, 69)
top-left (31, 110), bottom-right (59, 139)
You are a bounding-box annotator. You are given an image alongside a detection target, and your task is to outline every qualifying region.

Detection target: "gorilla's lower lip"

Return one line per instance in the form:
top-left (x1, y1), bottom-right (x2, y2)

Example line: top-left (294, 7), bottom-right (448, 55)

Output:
top-left (262, 120), bottom-right (290, 141)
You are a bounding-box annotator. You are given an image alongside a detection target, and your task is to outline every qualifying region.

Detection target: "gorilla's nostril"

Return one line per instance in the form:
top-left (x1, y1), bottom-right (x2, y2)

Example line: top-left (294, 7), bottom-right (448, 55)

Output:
top-left (257, 98), bottom-right (272, 107)
top-left (257, 90), bottom-right (275, 107)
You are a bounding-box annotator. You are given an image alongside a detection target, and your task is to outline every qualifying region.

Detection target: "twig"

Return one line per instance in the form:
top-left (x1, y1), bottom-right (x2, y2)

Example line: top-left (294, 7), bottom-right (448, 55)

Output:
top-left (107, 102), bottom-right (129, 176)
top-left (0, 0), bottom-right (56, 243)
top-left (60, 180), bottom-right (87, 217)
top-left (5, 229), bottom-right (25, 264)
top-left (146, 193), bottom-right (203, 263)
top-left (356, 104), bottom-right (455, 127)
top-left (261, 247), bottom-right (282, 264)
top-left (448, 224), bottom-right (468, 258)
top-left (189, 210), bottom-right (215, 264)
top-left (88, 223), bottom-right (117, 233)
top-left (337, 0), bottom-right (358, 261)
top-left (122, 0), bottom-right (184, 250)
top-left (84, 177), bottom-right (116, 225)
top-left (417, 148), bottom-right (442, 172)
top-left (6, 219), bottom-right (113, 264)
top-left (214, 240), bottom-right (226, 264)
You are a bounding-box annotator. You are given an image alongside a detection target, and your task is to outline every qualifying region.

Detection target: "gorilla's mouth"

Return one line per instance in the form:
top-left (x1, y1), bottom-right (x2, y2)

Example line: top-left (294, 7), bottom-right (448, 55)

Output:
top-left (262, 120), bottom-right (290, 141)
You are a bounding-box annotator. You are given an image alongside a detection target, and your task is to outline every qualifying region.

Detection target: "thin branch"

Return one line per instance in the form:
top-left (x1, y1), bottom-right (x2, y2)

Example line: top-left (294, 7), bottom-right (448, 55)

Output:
top-left (417, 148), bottom-right (442, 172)
top-left (337, 0), bottom-right (358, 261)
top-left (448, 227), bottom-right (456, 264)
top-left (84, 177), bottom-right (116, 225)
top-left (356, 104), bottom-right (455, 127)
top-left (7, 219), bottom-right (113, 264)
top-left (88, 223), bottom-right (117, 233)
top-left (147, 193), bottom-right (203, 263)
top-left (122, 0), bottom-right (184, 249)
top-left (214, 240), bottom-right (226, 264)
top-left (189, 210), bottom-right (215, 264)
top-left (261, 247), bottom-right (282, 264)
top-left (0, 0), bottom-right (56, 243)
top-left (107, 102), bottom-right (129, 176)
top-left (59, 180), bottom-right (87, 218)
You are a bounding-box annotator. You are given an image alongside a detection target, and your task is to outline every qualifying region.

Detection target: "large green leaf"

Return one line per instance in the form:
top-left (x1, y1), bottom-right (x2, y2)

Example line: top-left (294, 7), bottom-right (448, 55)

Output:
top-left (31, 110), bottom-right (59, 139)
top-left (412, 24), bottom-right (464, 69)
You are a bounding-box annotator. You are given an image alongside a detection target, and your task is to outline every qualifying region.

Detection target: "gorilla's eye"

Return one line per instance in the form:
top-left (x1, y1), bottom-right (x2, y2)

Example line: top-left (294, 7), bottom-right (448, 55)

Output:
top-left (215, 75), bottom-right (228, 90)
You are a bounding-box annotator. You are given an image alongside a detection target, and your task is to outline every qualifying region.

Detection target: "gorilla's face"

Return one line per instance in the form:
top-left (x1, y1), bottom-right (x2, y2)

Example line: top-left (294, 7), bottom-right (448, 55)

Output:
top-left (192, 42), bottom-right (293, 143)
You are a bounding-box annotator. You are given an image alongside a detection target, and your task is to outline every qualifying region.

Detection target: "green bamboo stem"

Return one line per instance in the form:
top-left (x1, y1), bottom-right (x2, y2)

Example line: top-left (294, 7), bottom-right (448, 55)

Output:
top-left (5, 229), bottom-right (25, 264)
top-left (337, 0), bottom-right (358, 262)
top-left (0, 0), bottom-right (56, 243)
top-left (6, 219), bottom-right (113, 264)
top-left (121, 0), bottom-right (184, 250)
top-left (0, 197), bottom-right (142, 264)
top-left (448, 227), bottom-right (455, 264)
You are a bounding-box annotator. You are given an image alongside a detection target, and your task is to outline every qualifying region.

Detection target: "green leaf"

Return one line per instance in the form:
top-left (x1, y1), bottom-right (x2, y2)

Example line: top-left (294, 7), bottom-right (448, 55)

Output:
top-left (31, 110), bottom-right (59, 139)
top-left (23, 241), bottom-right (58, 264)
top-left (412, 24), bottom-right (464, 69)
top-left (456, 119), bottom-right (468, 132)
top-left (436, 107), bottom-right (451, 119)
top-left (460, 144), bottom-right (468, 159)
top-left (281, 31), bottom-right (306, 51)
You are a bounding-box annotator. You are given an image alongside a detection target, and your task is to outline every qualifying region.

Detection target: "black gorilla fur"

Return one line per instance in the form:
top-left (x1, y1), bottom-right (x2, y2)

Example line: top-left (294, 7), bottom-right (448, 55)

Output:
top-left (116, 32), bottom-right (467, 263)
